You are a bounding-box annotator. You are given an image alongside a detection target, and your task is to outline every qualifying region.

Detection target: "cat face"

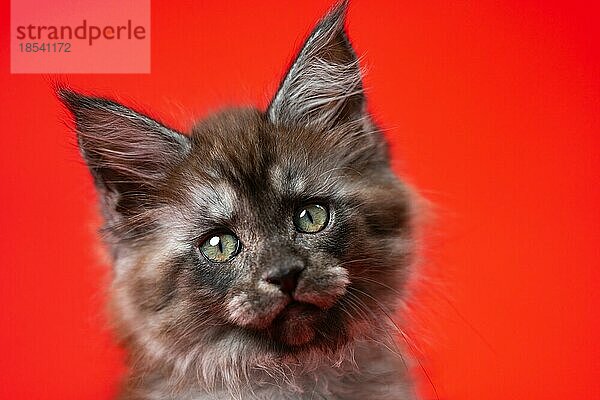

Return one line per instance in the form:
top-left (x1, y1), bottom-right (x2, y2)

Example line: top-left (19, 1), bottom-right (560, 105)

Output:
top-left (60, 0), bottom-right (415, 373)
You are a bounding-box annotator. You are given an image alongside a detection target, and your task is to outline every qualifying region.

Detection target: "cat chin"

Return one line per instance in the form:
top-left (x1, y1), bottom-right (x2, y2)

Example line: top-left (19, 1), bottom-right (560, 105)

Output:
top-left (228, 300), bottom-right (329, 348)
top-left (269, 302), bottom-right (321, 346)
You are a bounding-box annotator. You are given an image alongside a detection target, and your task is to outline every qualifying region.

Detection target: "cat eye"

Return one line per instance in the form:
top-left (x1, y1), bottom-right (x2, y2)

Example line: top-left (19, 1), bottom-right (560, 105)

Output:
top-left (294, 204), bottom-right (329, 233)
top-left (199, 232), bottom-right (240, 263)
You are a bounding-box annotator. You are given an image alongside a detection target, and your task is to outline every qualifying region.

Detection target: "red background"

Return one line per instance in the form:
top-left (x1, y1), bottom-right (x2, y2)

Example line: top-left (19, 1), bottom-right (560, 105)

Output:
top-left (0, 1), bottom-right (598, 399)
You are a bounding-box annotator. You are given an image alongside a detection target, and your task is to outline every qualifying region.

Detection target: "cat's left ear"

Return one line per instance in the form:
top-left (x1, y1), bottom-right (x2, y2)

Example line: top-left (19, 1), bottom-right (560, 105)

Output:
top-left (267, 0), bottom-right (365, 129)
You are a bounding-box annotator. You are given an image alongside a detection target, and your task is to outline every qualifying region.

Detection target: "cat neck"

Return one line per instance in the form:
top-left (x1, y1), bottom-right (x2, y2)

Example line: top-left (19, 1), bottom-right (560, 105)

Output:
top-left (120, 339), bottom-right (416, 400)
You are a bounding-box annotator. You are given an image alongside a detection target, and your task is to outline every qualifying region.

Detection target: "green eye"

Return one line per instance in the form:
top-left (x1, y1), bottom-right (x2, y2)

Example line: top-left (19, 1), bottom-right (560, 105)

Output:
top-left (294, 204), bottom-right (329, 233)
top-left (199, 232), bottom-right (240, 263)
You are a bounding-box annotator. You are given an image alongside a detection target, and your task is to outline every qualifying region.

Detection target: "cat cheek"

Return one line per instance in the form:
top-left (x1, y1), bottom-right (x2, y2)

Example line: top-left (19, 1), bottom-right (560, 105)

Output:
top-left (294, 266), bottom-right (349, 309)
top-left (225, 284), bottom-right (288, 329)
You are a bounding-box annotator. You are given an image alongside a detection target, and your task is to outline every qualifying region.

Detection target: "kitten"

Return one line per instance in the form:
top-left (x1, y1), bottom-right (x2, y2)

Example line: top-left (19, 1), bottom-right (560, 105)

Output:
top-left (60, 1), bottom-right (419, 399)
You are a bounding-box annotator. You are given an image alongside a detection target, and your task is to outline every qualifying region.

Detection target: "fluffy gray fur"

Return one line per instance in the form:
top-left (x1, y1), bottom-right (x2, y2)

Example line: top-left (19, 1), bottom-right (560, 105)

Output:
top-left (59, 1), bottom-right (420, 399)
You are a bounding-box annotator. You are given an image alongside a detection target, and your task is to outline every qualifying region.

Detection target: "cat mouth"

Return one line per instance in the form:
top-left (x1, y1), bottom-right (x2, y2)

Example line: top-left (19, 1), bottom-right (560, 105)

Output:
top-left (269, 301), bottom-right (322, 347)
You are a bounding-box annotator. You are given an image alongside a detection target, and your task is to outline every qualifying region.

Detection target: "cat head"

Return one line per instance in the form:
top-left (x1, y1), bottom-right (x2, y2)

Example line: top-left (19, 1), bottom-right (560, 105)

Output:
top-left (60, 0), bottom-right (416, 386)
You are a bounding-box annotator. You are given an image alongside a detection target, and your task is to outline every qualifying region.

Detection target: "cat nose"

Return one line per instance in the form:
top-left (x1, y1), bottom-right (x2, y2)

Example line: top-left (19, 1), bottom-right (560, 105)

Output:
top-left (264, 264), bottom-right (305, 295)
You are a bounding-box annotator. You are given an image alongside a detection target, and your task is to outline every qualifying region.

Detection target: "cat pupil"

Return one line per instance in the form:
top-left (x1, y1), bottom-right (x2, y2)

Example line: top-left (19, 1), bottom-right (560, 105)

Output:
top-left (303, 209), bottom-right (314, 223)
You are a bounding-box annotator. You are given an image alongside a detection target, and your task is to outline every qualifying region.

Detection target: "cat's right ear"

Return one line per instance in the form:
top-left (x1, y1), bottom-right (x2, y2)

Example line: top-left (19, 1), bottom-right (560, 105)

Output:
top-left (58, 89), bottom-right (190, 214)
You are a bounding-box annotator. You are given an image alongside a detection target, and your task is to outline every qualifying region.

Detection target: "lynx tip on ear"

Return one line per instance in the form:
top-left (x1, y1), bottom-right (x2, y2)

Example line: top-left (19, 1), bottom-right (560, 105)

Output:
top-left (323, 0), bottom-right (350, 28)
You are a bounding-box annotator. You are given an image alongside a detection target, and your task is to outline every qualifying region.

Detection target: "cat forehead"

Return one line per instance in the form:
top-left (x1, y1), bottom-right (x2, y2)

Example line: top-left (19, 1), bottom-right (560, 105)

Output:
top-left (187, 107), bottom-right (347, 177)
top-left (188, 107), bottom-right (327, 151)
top-left (178, 154), bottom-right (347, 208)
top-left (176, 107), bottom-right (370, 214)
